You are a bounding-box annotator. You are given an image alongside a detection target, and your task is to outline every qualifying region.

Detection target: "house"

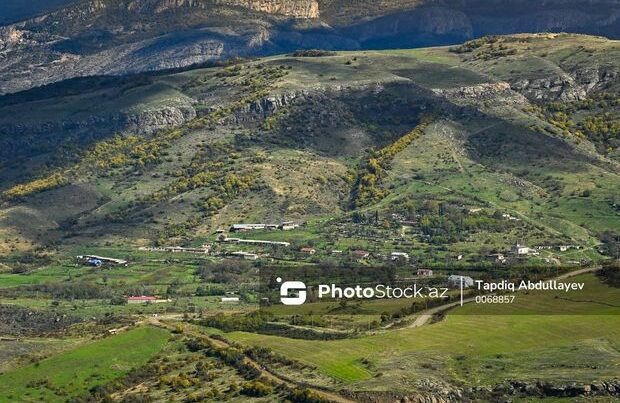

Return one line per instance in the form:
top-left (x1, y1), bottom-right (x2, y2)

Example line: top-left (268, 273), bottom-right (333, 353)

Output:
top-left (352, 250), bottom-right (370, 260)
top-left (279, 221), bottom-right (299, 230)
top-left (511, 244), bottom-right (530, 255)
top-left (447, 275), bottom-right (474, 288)
top-left (221, 297), bottom-right (240, 303)
top-left (486, 253), bottom-right (506, 264)
top-left (230, 251), bottom-right (259, 260)
top-left (127, 296), bottom-right (158, 304)
top-left (502, 213), bottom-right (520, 221)
top-left (391, 252), bottom-right (409, 261)
top-left (300, 247), bottom-right (316, 255)
top-left (417, 269), bottom-right (434, 276)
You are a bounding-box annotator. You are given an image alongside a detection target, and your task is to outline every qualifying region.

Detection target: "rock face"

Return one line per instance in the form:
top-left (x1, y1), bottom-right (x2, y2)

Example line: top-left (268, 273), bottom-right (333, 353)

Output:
top-left (1, 0), bottom-right (620, 94)
top-left (477, 379), bottom-right (620, 399)
top-left (0, 105), bottom-right (196, 161)
top-left (510, 67), bottom-right (620, 101)
top-left (215, 0), bottom-right (319, 18)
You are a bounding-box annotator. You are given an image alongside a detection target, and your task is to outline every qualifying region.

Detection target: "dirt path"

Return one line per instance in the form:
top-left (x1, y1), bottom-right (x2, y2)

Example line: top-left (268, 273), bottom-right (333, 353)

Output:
top-left (146, 317), bottom-right (356, 403)
top-left (401, 266), bottom-right (602, 329)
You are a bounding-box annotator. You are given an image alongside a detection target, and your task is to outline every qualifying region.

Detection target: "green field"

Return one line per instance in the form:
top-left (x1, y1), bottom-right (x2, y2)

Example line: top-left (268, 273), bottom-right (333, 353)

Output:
top-left (226, 274), bottom-right (620, 390)
top-left (0, 327), bottom-right (170, 402)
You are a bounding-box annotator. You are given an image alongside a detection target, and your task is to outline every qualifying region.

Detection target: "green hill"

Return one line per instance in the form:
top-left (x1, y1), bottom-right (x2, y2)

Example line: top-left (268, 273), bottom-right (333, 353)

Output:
top-left (0, 33), bottom-right (618, 264)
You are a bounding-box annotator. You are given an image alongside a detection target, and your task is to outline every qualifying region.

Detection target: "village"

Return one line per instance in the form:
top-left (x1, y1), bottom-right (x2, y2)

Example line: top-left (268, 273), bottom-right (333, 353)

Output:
top-left (73, 213), bottom-right (591, 307)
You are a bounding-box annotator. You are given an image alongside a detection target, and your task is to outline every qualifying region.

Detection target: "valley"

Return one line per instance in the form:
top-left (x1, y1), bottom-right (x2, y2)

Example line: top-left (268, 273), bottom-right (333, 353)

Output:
top-left (0, 31), bottom-right (618, 402)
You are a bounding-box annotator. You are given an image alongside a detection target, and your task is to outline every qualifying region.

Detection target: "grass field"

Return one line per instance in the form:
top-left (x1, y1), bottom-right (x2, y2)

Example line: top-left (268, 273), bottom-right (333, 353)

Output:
top-left (226, 274), bottom-right (620, 390)
top-left (0, 327), bottom-right (170, 402)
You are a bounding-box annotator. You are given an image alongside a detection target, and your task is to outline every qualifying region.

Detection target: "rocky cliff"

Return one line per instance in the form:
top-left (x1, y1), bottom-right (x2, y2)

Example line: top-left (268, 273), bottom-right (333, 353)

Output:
top-left (1, 0), bottom-right (620, 94)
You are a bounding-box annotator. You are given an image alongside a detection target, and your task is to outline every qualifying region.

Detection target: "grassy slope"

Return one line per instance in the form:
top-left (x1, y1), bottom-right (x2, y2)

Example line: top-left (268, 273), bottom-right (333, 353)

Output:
top-left (0, 34), bottom-right (617, 259)
top-left (226, 274), bottom-right (620, 388)
top-left (0, 326), bottom-right (169, 402)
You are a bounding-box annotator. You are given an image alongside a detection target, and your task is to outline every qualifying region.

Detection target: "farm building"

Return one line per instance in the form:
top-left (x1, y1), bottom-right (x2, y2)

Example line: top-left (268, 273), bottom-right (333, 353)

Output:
top-left (448, 275), bottom-right (474, 288)
top-left (222, 237), bottom-right (290, 247)
top-left (77, 255), bottom-right (128, 266)
top-left (127, 296), bottom-right (170, 304)
top-left (279, 221), bottom-right (299, 230)
top-left (417, 269), bottom-right (434, 276)
top-left (511, 244), bottom-right (530, 255)
top-left (230, 224), bottom-right (267, 232)
top-left (221, 297), bottom-right (240, 303)
top-left (230, 222), bottom-right (299, 232)
top-left (230, 251), bottom-right (259, 260)
top-left (391, 252), bottom-right (410, 261)
top-left (139, 245), bottom-right (211, 254)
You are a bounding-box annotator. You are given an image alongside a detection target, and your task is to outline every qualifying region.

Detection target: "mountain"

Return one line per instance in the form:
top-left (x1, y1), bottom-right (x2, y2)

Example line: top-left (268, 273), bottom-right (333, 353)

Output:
top-left (0, 0), bottom-right (79, 25)
top-left (0, 33), bottom-right (618, 262)
top-left (1, 0), bottom-right (620, 94)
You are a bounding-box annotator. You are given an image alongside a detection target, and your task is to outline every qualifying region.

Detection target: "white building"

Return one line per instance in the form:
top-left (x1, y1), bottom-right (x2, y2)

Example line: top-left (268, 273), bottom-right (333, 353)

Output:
top-left (221, 297), bottom-right (240, 303)
top-left (511, 244), bottom-right (530, 255)
top-left (448, 275), bottom-right (474, 288)
top-left (391, 252), bottom-right (410, 261)
top-left (230, 251), bottom-right (259, 260)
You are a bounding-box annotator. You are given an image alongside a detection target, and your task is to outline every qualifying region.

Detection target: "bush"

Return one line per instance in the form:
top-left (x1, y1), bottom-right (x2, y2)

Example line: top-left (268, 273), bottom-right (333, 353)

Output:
top-left (241, 380), bottom-right (273, 397)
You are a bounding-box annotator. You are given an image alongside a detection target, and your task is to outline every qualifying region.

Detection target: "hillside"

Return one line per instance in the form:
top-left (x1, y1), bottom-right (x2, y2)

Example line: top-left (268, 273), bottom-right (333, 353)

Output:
top-left (0, 33), bottom-right (618, 265)
top-left (1, 0), bottom-right (620, 94)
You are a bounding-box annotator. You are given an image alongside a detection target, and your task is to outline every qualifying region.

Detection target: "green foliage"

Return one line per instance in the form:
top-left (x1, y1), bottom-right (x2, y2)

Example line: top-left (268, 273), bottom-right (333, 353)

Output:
top-left (201, 312), bottom-right (272, 333)
top-left (3, 173), bottom-right (67, 199)
top-left (240, 380), bottom-right (273, 397)
top-left (351, 117), bottom-right (432, 208)
top-left (291, 49), bottom-right (337, 57)
top-left (529, 93), bottom-right (620, 154)
top-left (287, 387), bottom-right (330, 403)
top-left (450, 35), bottom-right (521, 60)
top-left (0, 327), bottom-right (169, 402)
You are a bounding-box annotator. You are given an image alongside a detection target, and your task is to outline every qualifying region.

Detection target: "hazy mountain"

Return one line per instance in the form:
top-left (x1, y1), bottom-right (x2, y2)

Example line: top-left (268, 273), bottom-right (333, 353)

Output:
top-left (0, 0), bottom-right (80, 25)
top-left (1, 0), bottom-right (620, 94)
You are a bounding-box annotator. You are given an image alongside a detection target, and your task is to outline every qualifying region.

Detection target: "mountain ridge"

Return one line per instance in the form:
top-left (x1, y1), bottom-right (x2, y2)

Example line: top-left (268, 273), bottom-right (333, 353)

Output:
top-left (1, 0), bottom-right (620, 94)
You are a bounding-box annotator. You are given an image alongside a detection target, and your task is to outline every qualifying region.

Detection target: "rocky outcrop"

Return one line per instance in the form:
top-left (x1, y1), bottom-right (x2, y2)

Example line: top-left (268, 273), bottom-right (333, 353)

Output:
top-left (215, 0), bottom-right (319, 18)
top-left (1, 0), bottom-right (620, 94)
top-left (433, 82), bottom-right (529, 105)
top-left (473, 379), bottom-right (620, 399)
top-left (510, 67), bottom-right (620, 101)
top-left (0, 105), bottom-right (196, 160)
top-left (0, 105), bottom-right (195, 137)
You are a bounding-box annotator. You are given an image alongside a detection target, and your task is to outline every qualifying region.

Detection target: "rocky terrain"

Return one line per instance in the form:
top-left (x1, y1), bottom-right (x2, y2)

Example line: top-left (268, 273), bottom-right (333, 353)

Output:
top-left (1, 0), bottom-right (620, 94)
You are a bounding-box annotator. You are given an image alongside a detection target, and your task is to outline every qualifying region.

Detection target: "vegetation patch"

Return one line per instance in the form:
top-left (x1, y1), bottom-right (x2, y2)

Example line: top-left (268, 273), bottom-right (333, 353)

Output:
top-left (0, 326), bottom-right (169, 402)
